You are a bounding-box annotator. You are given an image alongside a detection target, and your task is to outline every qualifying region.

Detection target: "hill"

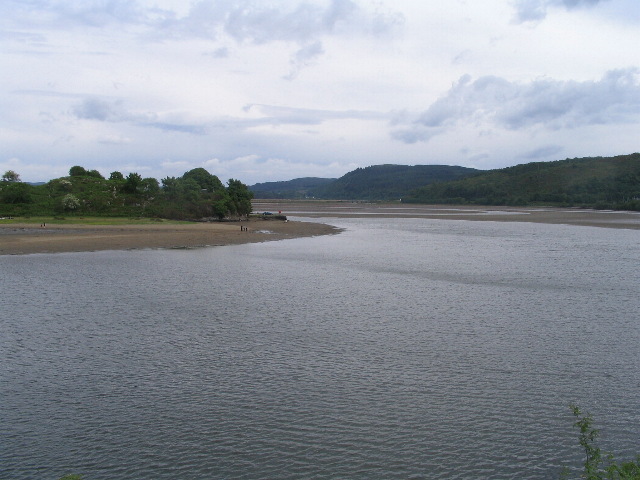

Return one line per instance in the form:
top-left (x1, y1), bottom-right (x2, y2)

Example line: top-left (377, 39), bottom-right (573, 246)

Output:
top-left (250, 177), bottom-right (335, 199)
top-left (403, 153), bottom-right (640, 210)
top-left (251, 164), bottom-right (479, 201)
top-left (311, 164), bottom-right (479, 200)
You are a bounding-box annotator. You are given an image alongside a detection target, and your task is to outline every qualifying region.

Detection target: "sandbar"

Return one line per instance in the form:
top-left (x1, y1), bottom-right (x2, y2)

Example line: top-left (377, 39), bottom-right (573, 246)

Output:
top-left (0, 219), bottom-right (340, 256)
top-left (3, 203), bottom-right (639, 255)
top-left (255, 201), bottom-right (640, 230)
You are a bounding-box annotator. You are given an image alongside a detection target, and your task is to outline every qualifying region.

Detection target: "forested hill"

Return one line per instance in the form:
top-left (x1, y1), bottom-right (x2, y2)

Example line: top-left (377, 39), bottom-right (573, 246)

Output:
top-left (250, 177), bottom-right (335, 199)
top-left (403, 153), bottom-right (640, 210)
top-left (250, 164), bottom-right (478, 200)
top-left (312, 164), bottom-right (479, 200)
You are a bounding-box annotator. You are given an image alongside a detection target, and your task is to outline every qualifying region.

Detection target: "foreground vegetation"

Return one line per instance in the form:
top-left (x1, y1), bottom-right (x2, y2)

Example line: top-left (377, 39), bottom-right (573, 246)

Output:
top-left (403, 153), bottom-right (640, 210)
top-left (0, 166), bottom-right (253, 220)
top-left (564, 406), bottom-right (640, 479)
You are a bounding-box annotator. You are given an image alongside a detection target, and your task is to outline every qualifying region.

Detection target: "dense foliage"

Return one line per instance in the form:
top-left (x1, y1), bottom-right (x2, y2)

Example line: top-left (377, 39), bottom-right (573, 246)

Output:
top-left (311, 164), bottom-right (479, 200)
top-left (250, 177), bottom-right (336, 199)
top-left (403, 153), bottom-right (640, 210)
top-left (250, 165), bottom-right (478, 200)
top-left (0, 166), bottom-right (253, 220)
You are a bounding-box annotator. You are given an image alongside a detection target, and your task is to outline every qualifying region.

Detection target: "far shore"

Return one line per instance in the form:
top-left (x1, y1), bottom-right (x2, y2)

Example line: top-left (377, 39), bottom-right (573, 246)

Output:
top-left (2, 203), bottom-right (639, 255)
top-left (255, 201), bottom-right (640, 230)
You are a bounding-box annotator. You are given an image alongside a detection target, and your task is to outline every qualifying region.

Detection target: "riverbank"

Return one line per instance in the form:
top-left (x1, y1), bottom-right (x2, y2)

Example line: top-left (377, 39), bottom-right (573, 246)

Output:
top-left (0, 218), bottom-right (340, 255)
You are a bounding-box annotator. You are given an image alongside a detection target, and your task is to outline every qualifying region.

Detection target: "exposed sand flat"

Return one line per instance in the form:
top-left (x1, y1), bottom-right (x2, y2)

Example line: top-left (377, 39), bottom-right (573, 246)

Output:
top-left (0, 219), bottom-right (340, 256)
top-left (255, 201), bottom-right (640, 230)
top-left (2, 203), bottom-right (638, 255)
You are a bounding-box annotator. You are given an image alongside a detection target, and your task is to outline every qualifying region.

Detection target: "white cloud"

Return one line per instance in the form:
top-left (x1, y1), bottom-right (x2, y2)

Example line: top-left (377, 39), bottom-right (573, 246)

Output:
top-left (1, 0), bottom-right (639, 183)
top-left (392, 68), bottom-right (640, 143)
top-left (511, 0), bottom-right (611, 23)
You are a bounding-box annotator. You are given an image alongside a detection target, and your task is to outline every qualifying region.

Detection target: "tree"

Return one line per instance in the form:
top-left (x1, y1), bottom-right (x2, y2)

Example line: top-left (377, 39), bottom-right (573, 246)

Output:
top-left (123, 172), bottom-right (142, 194)
top-left (182, 168), bottom-right (224, 192)
top-left (69, 166), bottom-right (87, 177)
top-left (0, 182), bottom-right (32, 203)
top-left (2, 170), bottom-right (20, 182)
top-left (140, 177), bottom-right (159, 196)
top-left (87, 169), bottom-right (104, 179)
top-left (161, 176), bottom-right (180, 199)
top-left (109, 171), bottom-right (124, 181)
top-left (226, 178), bottom-right (253, 217)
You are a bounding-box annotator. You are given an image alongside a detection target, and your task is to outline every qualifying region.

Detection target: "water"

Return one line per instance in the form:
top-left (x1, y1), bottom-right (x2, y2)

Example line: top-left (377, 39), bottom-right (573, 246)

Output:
top-left (1, 217), bottom-right (639, 479)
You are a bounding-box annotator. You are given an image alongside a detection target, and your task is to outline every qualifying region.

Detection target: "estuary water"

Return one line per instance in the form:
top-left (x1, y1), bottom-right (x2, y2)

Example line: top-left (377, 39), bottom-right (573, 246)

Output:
top-left (1, 216), bottom-right (639, 479)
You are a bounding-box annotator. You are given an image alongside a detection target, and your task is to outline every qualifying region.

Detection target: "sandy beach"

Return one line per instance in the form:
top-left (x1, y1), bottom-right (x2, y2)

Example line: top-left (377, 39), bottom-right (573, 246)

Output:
top-left (0, 218), bottom-right (340, 256)
top-left (2, 202), bottom-right (639, 255)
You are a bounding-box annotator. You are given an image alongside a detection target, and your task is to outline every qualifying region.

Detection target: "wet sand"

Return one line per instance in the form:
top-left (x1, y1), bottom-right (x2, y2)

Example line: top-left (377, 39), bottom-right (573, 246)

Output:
top-left (255, 201), bottom-right (640, 230)
top-left (2, 202), bottom-right (638, 255)
top-left (0, 218), bottom-right (340, 256)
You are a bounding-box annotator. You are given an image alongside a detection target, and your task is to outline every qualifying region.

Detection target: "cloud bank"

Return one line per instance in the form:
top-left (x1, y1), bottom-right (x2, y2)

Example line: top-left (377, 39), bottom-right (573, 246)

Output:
top-left (392, 68), bottom-right (640, 143)
top-left (1, 1), bottom-right (639, 183)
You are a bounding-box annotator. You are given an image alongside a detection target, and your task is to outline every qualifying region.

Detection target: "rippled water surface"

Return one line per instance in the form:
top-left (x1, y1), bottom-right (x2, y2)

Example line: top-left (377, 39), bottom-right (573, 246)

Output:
top-left (2, 217), bottom-right (639, 479)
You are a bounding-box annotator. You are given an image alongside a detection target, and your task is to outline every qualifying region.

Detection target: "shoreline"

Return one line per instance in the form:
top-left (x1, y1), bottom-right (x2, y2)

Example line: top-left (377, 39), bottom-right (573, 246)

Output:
top-left (2, 203), bottom-right (639, 255)
top-left (0, 219), bottom-right (340, 256)
top-left (255, 201), bottom-right (640, 230)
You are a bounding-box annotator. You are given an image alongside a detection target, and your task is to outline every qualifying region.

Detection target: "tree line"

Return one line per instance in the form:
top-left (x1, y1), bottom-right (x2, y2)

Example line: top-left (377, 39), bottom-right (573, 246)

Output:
top-left (0, 166), bottom-right (253, 220)
top-left (402, 153), bottom-right (640, 210)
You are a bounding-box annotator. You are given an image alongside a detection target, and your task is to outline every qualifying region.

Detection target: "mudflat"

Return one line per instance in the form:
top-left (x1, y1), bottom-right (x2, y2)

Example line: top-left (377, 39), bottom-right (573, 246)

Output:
top-left (2, 202), bottom-right (639, 255)
top-left (0, 219), bottom-right (340, 255)
top-left (255, 201), bottom-right (640, 230)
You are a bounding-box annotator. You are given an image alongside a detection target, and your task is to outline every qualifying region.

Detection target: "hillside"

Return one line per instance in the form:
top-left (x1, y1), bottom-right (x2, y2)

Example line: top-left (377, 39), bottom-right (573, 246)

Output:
top-left (311, 164), bottom-right (479, 200)
top-left (403, 153), bottom-right (640, 210)
top-left (250, 177), bottom-right (335, 199)
top-left (251, 164), bottom-right (479, 201)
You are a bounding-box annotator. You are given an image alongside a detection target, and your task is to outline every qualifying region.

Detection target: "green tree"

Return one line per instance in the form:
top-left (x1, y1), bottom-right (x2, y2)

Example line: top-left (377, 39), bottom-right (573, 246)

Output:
top-left (69, 166), bottom-right (87, 177)
top-left (109, 171), bottom-right (124, 181)
top-left (0, 181), bottom-right (32, 203)
top-left (2, 170), bottom-right (21, 182)
top-left (87, 169), bottom-right (104, 179)
top-left (123, 172), bottom-right (142, 194)
top-left (161, 176), bottom-right (180, 199)
top-left (212, 191), bottom-right (231, 219)
top-left (141, 177), bottom-right (160, 195)
top-left (182, 168), bottom-right (224, 192)
top-left (226, 178), bottom-right (253, 217)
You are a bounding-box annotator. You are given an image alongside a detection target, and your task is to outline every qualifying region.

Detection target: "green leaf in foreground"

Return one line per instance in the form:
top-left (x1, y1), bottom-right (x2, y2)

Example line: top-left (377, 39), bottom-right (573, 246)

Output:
top-left (567, 405), bottom-right (640, 479)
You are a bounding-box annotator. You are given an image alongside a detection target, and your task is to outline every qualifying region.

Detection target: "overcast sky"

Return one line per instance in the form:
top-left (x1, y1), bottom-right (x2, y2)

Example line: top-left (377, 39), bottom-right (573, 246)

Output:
top-left (2, 0), bottom-right (639, 184)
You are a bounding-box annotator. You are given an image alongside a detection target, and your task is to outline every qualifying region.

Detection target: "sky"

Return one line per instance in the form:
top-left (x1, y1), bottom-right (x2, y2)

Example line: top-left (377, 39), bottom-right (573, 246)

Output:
top-left (2, 0), bottom-right (639, 185)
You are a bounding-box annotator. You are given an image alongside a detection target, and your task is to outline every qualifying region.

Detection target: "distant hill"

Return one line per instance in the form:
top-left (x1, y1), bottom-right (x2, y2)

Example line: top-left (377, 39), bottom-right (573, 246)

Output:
top-left (250, 177), bottom-right (335, 199)
top-left (250, 164), bottom-right (478, 201)
top-left (311, 164), bottom-right (479, 200)
top-left (403, 153), bottom-right (640, 210)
